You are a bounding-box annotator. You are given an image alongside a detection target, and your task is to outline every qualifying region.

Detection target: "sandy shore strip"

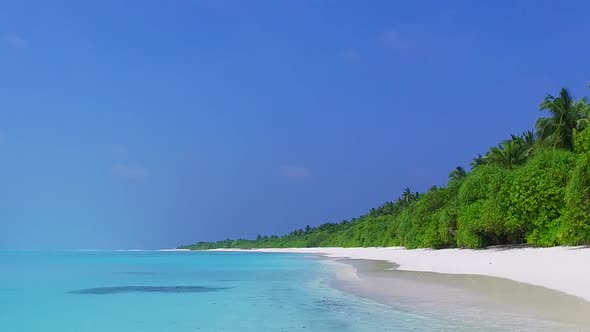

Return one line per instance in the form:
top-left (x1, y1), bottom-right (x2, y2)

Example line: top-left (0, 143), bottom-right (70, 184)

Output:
top-left (330, 258), bottom-right (590, 330)
top-left (210, 246), bottom-right (590, 302)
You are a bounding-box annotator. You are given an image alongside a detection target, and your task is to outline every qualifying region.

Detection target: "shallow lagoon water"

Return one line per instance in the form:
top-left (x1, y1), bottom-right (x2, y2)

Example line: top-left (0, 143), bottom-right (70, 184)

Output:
top-left (0, 251), bottom-right (478, 331)
top-left (0, 251), bottom-right (464, 331)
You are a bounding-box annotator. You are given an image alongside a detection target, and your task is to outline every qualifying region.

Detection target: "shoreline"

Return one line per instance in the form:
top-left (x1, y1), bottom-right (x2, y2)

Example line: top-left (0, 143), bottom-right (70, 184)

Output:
top-left (326, 258), bottom-right (590, 330)
top-left (208, 246), bottom-right (590, 302)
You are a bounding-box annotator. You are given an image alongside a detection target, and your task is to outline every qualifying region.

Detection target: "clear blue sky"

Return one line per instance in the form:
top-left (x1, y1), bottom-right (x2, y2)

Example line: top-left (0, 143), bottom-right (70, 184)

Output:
top-left (1, 0), bottom-right (589, 249)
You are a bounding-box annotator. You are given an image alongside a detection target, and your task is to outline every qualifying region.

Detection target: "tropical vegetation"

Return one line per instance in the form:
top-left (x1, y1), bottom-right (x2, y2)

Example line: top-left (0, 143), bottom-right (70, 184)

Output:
top-left (180, 87), bottom-right (590, 250)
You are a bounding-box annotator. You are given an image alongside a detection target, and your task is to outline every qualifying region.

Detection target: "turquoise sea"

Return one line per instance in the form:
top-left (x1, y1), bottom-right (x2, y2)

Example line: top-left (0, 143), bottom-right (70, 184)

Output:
top-left (0, 251), bottom-right (458, 331)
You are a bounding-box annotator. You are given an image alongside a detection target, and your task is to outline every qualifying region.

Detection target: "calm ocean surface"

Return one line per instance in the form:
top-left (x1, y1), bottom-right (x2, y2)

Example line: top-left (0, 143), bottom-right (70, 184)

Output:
top-left (0, 251), bottom-right (460, 331)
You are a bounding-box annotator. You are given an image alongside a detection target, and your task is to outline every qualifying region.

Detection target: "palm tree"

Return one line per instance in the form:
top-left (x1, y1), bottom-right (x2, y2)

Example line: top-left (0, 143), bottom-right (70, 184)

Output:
top-left (486, 139), bottom-right (529, 168)
top-left (520, 130), bottom-right (535, 147)
top-left (536, 88), bottom-right (589, 150)
top-left (577, 105), bottom-right (590, 132)
top-left (485, 130), bottom-right (537, 168)
top-left (448, 166), bottom-right (467, 182)
top-left (401, 187), bottom-right (412, 204)
top-left (470, 154), bottom-right (486, 169)
top-left (512, 130), bottom-right (536, 159)
top-left (401, 187), bottom-right (419, 206)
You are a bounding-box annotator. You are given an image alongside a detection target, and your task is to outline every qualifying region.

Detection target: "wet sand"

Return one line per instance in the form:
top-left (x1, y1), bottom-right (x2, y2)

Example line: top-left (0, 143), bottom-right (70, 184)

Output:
top-left (326, 258), bottom-right (590, 331)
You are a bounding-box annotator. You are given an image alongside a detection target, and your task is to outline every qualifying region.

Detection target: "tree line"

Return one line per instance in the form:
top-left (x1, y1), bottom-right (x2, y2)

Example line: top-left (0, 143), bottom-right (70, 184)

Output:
top-left (179, 87), bottom-right (590, 250)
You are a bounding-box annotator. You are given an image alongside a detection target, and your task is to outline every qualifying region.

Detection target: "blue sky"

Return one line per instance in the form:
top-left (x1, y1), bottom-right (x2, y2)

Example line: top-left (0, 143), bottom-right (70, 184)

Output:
top-left (1, 0), bottom-right (589, 249)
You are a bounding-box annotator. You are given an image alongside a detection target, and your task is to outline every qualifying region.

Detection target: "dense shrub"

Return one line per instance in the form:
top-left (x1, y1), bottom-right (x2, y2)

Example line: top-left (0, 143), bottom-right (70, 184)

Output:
top-left (458, 165), bottom-right (508, 204)
top-left (419, 186), bottom-right (459, 248)
top-left (391, 208), bottom-right (415, 247)
top-left (558, 152), bottom-right (590, 244)
top-left (505, 150), bottom-right (576, 246)
top-left (456, 165), bottom-right (511, 248)
top-left (575, 128), bottom-right (590, 153)
top-left (432, 203), bottom-right (459, 248)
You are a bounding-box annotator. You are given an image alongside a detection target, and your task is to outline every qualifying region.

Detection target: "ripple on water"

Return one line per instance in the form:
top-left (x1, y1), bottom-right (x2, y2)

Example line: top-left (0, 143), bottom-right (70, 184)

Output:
top-left (69, 285), bottom-right (231, 295)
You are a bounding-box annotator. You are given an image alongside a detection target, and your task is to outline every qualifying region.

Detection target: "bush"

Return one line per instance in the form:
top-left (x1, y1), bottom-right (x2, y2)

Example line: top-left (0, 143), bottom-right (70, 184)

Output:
top-left (575, 128), bottom-right (590, 154)
top-left (391, 208), bottom-right (415, 247)
top-left (456, 165), bottom-right (511, 248)
top-left (505, 149), bottom-right (576, 246)
top-left (419, 186), bottom-right (459, 248)
top-left (433, 203), bottom-right (459, 248)
top-left (558, 152), bottom-right (590, 244)
top-left (458, 165), bottom-right (508, 204)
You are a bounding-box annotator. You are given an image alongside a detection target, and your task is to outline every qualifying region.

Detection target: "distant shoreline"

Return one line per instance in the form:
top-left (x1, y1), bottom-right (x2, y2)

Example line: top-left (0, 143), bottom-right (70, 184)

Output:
top-left (206, 246), bottom-right (590, 302)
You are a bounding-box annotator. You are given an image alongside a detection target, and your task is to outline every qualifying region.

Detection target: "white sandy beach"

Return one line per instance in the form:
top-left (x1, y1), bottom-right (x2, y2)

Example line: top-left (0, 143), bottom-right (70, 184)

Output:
top-left (214, 246), bottom-right (590, 302)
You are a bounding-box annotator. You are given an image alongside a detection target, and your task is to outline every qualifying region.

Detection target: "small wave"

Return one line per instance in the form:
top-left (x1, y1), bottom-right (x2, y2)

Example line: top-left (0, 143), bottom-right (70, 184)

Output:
top-left (69, 285), bottom-right (231, 295)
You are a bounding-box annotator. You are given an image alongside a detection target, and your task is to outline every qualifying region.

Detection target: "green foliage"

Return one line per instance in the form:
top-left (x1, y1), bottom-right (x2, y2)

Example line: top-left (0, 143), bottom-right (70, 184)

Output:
top-left (505, 150), bottom-right (576, 246)
top-left (179, 86), bottom-right (590, 251)
top-left (575, 128), bottom-right (590, 153)
top-left (422, 186), bottom-right (460, 248)
top-left (448, 166), bottom-right (468, 183)
top-left (485, 132), bottom-right (535, 168)
top-left (470, 154), bottom-right (487, 169)
top-left (456, 165), bottom-right (512, 248)
top-left (558, 153), bottom-right (590, 245)
top-left (536, 88), bottom-right (589, 150)
top-left (457, 200), bottom-right (501, 248)
top-left (458, 165), bottom-right (507, 204)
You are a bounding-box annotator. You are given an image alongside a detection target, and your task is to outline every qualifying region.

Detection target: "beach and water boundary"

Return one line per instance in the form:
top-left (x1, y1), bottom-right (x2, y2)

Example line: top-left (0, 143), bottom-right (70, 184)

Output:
top-left (208, 246), bottom-right (590, 330)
